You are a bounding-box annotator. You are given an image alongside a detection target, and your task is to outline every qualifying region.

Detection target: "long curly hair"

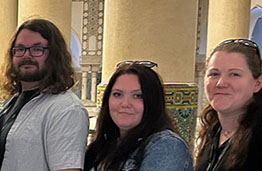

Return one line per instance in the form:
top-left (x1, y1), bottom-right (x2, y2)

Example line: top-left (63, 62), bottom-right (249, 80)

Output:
top-left (195, 40), bottom-right (262, 170)
top-left (84, 64), bottom-right (175, 171)
top-left (3, 18), bottom-right (74, 94)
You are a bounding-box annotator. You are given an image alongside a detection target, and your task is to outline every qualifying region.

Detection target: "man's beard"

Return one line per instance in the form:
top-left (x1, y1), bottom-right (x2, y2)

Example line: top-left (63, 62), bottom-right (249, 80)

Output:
top-left (14, 58), bottom-right (47, 82)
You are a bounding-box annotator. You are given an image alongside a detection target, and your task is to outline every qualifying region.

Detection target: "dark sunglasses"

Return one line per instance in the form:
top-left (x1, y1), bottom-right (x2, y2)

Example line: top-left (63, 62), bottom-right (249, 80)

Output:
top-left (116, 60), bottom-right (158, 68)
top-left (218, 38), bottom-right (261, 58)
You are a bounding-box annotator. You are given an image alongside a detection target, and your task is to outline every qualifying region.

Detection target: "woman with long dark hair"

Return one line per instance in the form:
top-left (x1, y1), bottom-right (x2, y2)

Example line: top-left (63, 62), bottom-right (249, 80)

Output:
top-left (84, 61), bottom-right (193, 171)
top-left (195, 39), bottom-right (262, 171)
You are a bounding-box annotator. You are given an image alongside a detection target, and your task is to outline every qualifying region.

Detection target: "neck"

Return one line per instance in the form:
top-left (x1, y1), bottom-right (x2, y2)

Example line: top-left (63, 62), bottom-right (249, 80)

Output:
top-left (21, 81), bottom-right (40, 92)
top-left (119, 129), bottom-right (127, 138)
top-left (217, 111), bottom-right (243, 133)
top-left (218, 111), bottom-right (242, 145)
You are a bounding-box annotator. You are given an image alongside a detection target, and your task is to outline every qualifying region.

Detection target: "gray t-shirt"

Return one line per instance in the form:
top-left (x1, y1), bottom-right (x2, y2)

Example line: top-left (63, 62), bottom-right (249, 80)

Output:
top-left (1, 90), bottom-right (89, 171)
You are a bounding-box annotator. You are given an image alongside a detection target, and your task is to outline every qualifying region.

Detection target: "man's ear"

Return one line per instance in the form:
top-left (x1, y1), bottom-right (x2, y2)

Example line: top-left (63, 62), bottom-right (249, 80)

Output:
top-left (254, 75), bottom-right (262, 93)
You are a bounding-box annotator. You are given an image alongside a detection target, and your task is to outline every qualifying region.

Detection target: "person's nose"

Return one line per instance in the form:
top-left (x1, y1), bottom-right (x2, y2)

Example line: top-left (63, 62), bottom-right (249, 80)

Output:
top-left (216, 75), bottom-right (229, 88)
top-left (120, 96), bottom-right (131, 108)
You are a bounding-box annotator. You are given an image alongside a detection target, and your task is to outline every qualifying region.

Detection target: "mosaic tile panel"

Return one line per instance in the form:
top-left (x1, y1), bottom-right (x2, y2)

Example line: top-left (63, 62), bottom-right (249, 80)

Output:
top-left (164, 83), bottom-right (198, 150)
top-left (96, 83), bottom-right (106, 107)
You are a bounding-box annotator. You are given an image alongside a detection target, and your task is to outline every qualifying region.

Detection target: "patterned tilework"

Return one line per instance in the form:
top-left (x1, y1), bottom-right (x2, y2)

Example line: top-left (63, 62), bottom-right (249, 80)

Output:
top-left (164, 83), bottom-right (198, 150)
top-left (96, 83), bottom-right (106, 107)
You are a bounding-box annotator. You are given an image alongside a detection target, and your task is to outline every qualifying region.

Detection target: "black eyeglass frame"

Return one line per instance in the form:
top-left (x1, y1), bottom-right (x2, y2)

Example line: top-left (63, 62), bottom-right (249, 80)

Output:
top-left (116, 60), bottom-right (158, 69)
top-left (11, 46), bottom-right (49, 57)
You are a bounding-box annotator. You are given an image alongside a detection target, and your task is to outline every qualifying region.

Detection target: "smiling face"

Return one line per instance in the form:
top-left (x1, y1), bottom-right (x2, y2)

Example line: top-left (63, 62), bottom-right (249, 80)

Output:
top-left (205, 51), bottom-right (262, 116)
top-left (12, 29), bottom-right (48, 82)
top-left (109, 74), bottom-right (144, 136)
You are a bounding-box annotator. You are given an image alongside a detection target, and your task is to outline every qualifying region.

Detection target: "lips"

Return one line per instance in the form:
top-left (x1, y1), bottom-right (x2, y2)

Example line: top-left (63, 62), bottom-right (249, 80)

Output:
top-left (118, 111), bottom-right (133, 115)
top-left (20, 64), bottom-right (36, 67)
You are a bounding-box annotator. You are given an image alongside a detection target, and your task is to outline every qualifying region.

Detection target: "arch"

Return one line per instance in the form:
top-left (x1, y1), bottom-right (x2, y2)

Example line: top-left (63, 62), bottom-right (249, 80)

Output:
top-left (70, 29), bottom-right (82, 72)
top-left (249, 5), bottom-right (262, 56)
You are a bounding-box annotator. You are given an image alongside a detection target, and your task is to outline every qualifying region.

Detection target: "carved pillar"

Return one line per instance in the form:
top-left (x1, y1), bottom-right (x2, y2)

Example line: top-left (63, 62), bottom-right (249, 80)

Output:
top-left (80, 0), bottom-right (103, 102)
top-left (81, 71), bottom-right (88, 100)
top-left (90, 65), bottom-right (99, 102)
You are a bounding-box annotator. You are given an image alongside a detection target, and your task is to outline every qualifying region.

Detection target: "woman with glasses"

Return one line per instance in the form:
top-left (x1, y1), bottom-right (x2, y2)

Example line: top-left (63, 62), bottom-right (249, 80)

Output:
top-left (84, 62), bottom-right (193, 171)
top-left (195, 39), bottom-right (262, 171)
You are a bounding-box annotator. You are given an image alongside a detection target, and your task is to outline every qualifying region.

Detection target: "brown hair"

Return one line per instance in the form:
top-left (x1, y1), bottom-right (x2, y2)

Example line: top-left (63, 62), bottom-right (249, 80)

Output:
top-left (195, 39), bottom-right (262, 170)
top-left (3, 18), bottom-right (74, 94)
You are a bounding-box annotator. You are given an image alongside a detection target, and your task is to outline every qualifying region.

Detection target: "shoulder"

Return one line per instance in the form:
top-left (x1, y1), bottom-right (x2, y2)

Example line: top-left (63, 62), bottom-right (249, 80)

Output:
top-left (139, 129), bottom-right (193, 170)
top-left (144, 129), bottom-right (192, 159)
top-left (34, 91), bottom-right (88, 120)
top-left (42, 90), bottom-right (82, 104)
top-left (39, 90), bottom-right (86, 110)
top-left (147, 129), bottom-right (188, 148)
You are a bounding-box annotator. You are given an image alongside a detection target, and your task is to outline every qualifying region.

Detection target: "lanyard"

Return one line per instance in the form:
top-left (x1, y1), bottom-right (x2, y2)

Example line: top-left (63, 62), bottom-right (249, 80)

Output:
top-left (206, 127), bottom-right (231, 171)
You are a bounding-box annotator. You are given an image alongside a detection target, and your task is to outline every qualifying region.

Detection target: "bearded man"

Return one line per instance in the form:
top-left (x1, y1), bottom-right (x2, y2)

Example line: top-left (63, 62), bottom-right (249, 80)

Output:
top-left (0, 19), bottom-right (89, 171)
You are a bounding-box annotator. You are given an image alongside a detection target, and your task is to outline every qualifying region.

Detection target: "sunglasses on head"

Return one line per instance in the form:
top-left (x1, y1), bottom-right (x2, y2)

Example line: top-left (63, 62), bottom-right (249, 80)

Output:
top-left (116, 60), bottom-right (158, 68)
top-left (218, 38), bottom-right (261, 58)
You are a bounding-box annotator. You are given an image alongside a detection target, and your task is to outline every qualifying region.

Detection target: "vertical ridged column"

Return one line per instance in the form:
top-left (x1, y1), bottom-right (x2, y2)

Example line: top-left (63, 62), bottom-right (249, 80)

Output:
top-left (18, 0), bottom-right (72, 44)
top-left (81, 71), bottom-right (88, 100)
top-left (101, 0), bottom-right (198, 83)
top-left (206, 0), bottom-right (251, 56)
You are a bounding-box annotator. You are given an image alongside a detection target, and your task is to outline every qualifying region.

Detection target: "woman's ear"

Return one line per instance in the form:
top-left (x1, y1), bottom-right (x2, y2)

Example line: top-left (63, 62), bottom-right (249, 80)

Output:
top-left (254, 75), bottom-right (262, 93)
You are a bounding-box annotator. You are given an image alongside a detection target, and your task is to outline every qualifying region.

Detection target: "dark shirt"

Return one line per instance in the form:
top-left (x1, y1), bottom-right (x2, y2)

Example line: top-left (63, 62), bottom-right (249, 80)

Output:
top-left (195, 126), bottom-right (262, 171)
top-left (195, 127), bottom-right (229, 171)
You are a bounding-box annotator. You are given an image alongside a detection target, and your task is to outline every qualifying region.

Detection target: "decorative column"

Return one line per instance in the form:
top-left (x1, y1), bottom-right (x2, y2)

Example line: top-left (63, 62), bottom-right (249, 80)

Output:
top-left (90, 65), bottom-right (99, 102)
top-left (0, 0), bottom-right (17, 101)
top-left (101, 0), bottom-right (198, 83)
top-left (81, 71), bottom-right (88, 101)
top-left (206, 0), bottom-right (251, 56)
top-left (0, 0), bottom-right (17, 66)
top-left (98, 0), bottom-right (199, 149)
top-left (18, 0), bottom-right (72, 44)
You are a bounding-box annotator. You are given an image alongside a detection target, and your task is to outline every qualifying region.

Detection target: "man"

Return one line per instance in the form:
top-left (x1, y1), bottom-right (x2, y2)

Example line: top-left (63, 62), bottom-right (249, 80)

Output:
top-left (0, 19), bottom-right (89, 171)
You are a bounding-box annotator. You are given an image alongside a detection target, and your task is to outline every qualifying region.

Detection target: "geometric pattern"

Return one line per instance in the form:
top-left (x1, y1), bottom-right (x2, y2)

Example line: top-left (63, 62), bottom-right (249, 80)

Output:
top-left (81, 0), bottom-right (104, 58)
top-left (164, 83), bottom-right (198, 151)
top-left (96, 83), bottom-right (106, 107)
top-left (164, 84), bottom-right (198, 108)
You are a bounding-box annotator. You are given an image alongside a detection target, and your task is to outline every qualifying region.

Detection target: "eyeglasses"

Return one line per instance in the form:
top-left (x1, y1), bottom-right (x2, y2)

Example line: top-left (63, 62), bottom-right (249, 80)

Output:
top-left (12, 46), bottom-right (49, 57)
top-left (218, 38), bottom-right (261, 58)
top-left (116, 60), bottom-right (158, 68)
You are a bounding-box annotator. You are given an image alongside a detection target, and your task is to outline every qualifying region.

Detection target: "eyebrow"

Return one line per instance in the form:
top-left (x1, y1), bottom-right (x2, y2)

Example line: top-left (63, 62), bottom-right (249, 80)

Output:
top-left (207, 68), bottom-right (244, 72)
top-left (112, 88), bottom-right (142, 93)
